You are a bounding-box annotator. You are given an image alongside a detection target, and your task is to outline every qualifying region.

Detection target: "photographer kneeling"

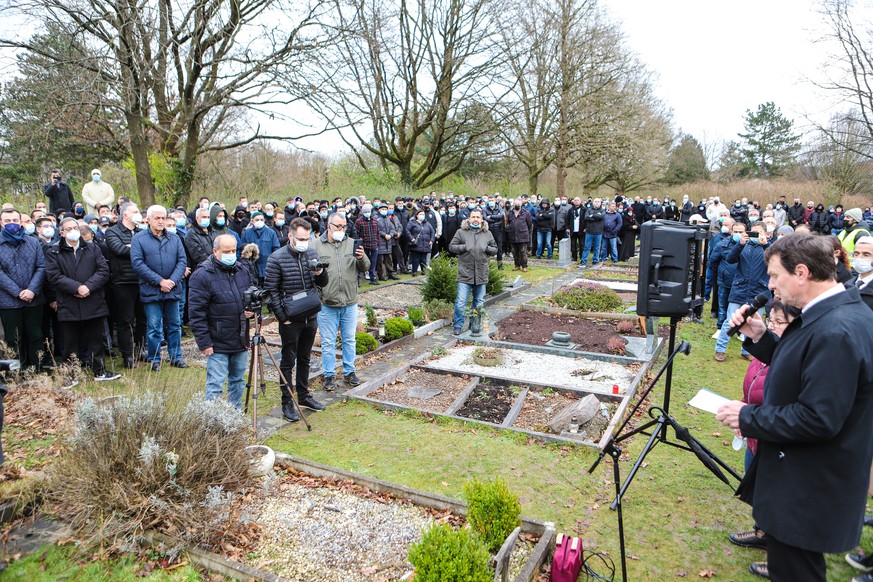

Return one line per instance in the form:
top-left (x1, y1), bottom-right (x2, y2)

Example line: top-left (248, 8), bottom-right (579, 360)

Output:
top-left (265, 218), bottom-right (328, 421)
top-left (188, 234), bottom-right (253, 410)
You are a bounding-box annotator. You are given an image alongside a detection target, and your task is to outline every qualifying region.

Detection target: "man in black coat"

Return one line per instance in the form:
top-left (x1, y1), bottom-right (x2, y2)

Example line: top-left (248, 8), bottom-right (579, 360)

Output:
top-left (45, 217), bottom-right (119, 381)
top-left (717, 234), bottom-right (873, 581)
top-left (188, 234), bottom-right (253, 410)
top-left (43, 170), bottom-right (75, 216)
top-left (563, 197), bottom-right (586, 262)
top-left (104, 202), bottom-right (146, 368)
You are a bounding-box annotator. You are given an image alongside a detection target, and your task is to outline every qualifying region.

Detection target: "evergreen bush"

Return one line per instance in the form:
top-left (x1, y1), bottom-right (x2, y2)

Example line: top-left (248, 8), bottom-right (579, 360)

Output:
top-left (423, 299), bottom-right (454, 321)
top-left (407, 523), bottom-right (492, 582)
top-left (485, 261), bottom-right (505, 297)
top-left (407, 305), bottom-right (425, 326)
top-left (462, 476), bottom-right (521, 553)
top-left (364, 304), bottom-right (377, 327)
top-left (384, 317), bottom-right (414, 341)
top-left (421, 254), bottom-right (458, 303)
top-left (552, 281), bottom-right (622, 312)
top-left (355, 332), bottom-right (378, 354)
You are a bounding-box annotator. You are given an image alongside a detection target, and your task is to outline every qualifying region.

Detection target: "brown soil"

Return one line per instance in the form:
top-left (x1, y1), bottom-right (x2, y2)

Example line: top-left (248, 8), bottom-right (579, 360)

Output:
top-left (368, 369), bottom-right (472, 413)
top-left (494, 311), bottom-right (647, 352)
top-left (455, 383), bottom-right (514, 424)
top-left (513, 390), bottom-right (618, 438)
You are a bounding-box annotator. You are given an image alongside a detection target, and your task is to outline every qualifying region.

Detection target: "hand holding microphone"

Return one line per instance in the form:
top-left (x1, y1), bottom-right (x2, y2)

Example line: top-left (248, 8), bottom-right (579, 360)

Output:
top-left (726, 293), bottom-right (770, 339)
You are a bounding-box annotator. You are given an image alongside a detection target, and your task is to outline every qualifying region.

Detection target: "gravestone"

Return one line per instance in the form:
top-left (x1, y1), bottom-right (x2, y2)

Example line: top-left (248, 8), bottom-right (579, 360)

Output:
top-left (549, 394), bottom-right (601, 434)
top-left (557, 238), bottom-right (572, 267)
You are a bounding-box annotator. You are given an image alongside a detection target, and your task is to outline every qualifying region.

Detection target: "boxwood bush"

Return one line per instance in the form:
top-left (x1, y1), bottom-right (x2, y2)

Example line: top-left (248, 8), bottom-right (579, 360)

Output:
top-left (552, 281), bottom-right (622, 312)
top-left (355, 331), bottom-right (378, 354)
top-left (384, 317), bottom-right (414, 341)
top-left (407, 523), bottom-right (492, 582)
top-left (462, 476), bottom-right (521, 553)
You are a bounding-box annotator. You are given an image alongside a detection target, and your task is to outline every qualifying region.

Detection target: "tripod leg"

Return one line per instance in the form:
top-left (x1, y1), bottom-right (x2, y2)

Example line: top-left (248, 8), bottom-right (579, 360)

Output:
top-left (243, 347), bottom-right (256, 414)
top-left (611, 446), bottom-right (629, 582)
top-left (611, 416), bottom-right (665, 510)
top-left (261, 343), bottom-right (312, 431)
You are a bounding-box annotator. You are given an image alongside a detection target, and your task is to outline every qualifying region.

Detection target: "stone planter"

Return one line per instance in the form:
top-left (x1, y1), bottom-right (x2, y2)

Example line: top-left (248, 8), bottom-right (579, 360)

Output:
top-left (244, 445), bottom-right (275, 477)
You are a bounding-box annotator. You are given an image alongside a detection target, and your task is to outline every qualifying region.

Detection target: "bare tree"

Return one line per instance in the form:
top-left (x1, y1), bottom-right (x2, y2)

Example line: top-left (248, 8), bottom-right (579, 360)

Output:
top-left (1, 0), bottom-right (327, 206)
top-left (807, 112), bottom-right (873, 195)
top-left (302, 0), bottom-right (506, 190)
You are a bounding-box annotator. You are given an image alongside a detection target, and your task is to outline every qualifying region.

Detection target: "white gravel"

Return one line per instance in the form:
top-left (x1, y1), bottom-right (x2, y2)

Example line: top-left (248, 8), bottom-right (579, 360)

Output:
top-left (423, 344), bottom-right (634, 395)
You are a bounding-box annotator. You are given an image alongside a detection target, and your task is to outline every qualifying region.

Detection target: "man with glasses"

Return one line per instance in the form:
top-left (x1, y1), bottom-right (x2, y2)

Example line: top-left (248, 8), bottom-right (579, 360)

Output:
top-left (131, 205), bottom-right (188, 371)
top-left (313, 213), bottom-right (369, 391)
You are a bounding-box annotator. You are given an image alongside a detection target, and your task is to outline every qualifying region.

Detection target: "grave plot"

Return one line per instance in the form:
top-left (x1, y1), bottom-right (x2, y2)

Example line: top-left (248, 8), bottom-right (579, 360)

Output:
top-left (366, 368), bottom-right (475, 414)
top-left (357, 281), bottom-right (423, 308)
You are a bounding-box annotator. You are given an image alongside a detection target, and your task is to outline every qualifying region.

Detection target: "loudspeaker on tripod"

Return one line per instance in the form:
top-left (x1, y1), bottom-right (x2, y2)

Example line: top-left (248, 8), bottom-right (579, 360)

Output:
top-left (636, 220), bottom-right (708, 318)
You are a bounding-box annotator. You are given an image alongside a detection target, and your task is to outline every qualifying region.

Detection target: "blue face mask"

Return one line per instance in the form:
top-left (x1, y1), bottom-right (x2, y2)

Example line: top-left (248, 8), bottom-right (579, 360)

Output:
top-left (176, 218), bottom-right (186, 228)
top-left (748, 238), bottom-right (759, 245)
top-left (470, 222), bottom-right (481, 229)
top-left (732, 234), bottom-right (741, 243)
top-left (276, 220), bottom-right (285, 227)
top-left (387, 209), bottom-right (394, 215)
top-left (89, 224), bottom-right (99, 233)
top-left (219, 253), bottom-right (237, 266)
top-left (199, 218), bottom-right (210, 228)
top-left (363, 212), bottom-right (371, 219)
top-left (216, 218), bottom-right (226, 227)
top-left (749, 217), bottom-right (758, 222)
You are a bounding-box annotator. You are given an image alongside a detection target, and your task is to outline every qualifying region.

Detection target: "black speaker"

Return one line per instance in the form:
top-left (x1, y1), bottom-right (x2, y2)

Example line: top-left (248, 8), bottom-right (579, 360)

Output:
top-left (636, 220), bottom-right (708, 318)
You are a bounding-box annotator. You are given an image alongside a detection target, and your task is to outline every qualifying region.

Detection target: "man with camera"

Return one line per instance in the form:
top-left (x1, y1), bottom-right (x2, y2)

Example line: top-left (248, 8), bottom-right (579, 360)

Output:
top-left (264, 218), bottom-right (328, 421)
top-left (43, 170), bottom-right (75, 215)
top-left (188, 234), bottom-right (253, 409)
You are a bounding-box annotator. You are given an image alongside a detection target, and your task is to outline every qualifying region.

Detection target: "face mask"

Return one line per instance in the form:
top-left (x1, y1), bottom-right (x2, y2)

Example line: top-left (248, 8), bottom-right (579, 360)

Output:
top-left (253, 220), bottom-right (265, 229)
top-left (470, 222), bottom-right (481, 229)
top-left (132, 212), bottom-right (143, 224)
top-left (852, 257), bottom-right (873, 274)
top-left (350, 204), bottom-right (358, 211)
top-left (175, 218), bottom-right (186, 228)
top-left (766, 224), bottom-right (775, 233)
top-left (749, 217), bottom-right (758, 222)
top-left (387, 209), bottom-right (394, 215)
top-left (748, 238), bottom-right (759, 245)
top-left (65, 229), bottom-right (81, 242)
top-left (417, 215), bottom-right (425, 222)
top-left (216, 218), bottom-right (226, 227)
top-left (199, 218), bottom-right (210, 228)
top-left (24, 224), bottom-right (35, 235)
top-left (41, 227), bottom-right (55, 238)
top-left (561, 200), bottom-right (567, 205)
top-left (165, 226), bottom-right (177, 235)
top-left (731, 234), bottom-right (741, 243)
top-left (721, 226), bottom-right (730, 234)
top-left (89, 224), bottom-right (99, 233)
top-left (448, 210), bottom-right (456, 216)
top-left (265, 212), bottom-right (274, 218)
top-left (320, 211), bottom-right (328, 219)
top-left (379, 210), bottom-right (388, 217)
top-left (3, 223), bottom-right (22, 236)
top-left (92, 175), bottom-right (101, 183)
top-left (331, 230), bottom-right (345, 242)
top-left (136, 223), bottom-right (148, 230)
top-left (653, 201), bottom-right (659, 206)
top-left (514, 205), bottom-right (521, 210)
top-left (75, 207), bottom-right (84, 215)
top-left (276, 220), bottom-right (286, 227)
top-left (362, 212), bottom-right (371, 219)
top-left (219, 253), bottom-right (237, 266)
top-left (439, 211), bottom-right (446, 217)
top-left (295, 240), bottom-right (309, 253)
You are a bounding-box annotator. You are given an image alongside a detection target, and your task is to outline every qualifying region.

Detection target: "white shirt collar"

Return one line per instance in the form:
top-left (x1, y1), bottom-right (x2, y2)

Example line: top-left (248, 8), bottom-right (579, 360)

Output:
top-left (802, 282), bottom-right (846, 314)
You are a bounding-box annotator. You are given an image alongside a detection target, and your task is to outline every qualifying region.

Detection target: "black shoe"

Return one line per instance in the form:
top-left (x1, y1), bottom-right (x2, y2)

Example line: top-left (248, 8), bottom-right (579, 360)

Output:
top-left (323, 376), bottom-right (336, 391)
top-left (170, 360), bottom-right (188, 369)
top-left (497, 263), bottom-right (503, 270)
top-left (123, 356), bottom-right (135, 369)
top-left (370, 279), bottom-right (381, 285)
top-left (453, 328), bottom-right (462, 336)
top-left (388, 274), bottom-right (400, 280)
top-left (94, 370), bottom-right (122, 382)
top-left (748, 562), bottom-right (769, 579)
top-left (298, 394), bottom-right (326, 411)
top-left (282, 404), bottom-right (300, 422)
top-left (729, 528), bottom-right (767, 550)
top-left (864, 515), bottom-right (873, 527)
top-left (344, 372), bottom-right (361, 386)
top-left (151, 362), bottom-right (161, 372)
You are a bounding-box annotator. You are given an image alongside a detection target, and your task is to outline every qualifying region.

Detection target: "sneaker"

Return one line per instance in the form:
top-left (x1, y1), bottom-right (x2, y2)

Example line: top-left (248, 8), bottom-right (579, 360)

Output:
top-left (323, 376), bottom-right (336, 392)
top-left (853, 575), bottom-right (873, 582)
top-left (579, 263), bottom-right (587, 268)
top-left (714, 353), bottom-right (726, 362)
top-left (94, 370), bottom-right (122, 382)
top-left (298, 394), bottom-right (326, 411)
top-left (728, 528), bottom-right (767, 550)
top-left (282, 404), bottom-right (300, 422)
top-left (711, 331), bottom-right (721, 340)
top-left (453, 327), bottom-right (462, 336)
top-left (846, 553), bottom-right (873, 573)
top-left (748, 562), bottom-right (769, 579)
top-left (344, 372), bottom-right (361, 386)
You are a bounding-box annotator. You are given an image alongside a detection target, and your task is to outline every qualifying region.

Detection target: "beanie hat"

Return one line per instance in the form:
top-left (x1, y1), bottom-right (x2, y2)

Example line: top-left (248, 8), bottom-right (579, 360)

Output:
top-left (250, 211), bottom-right (264, 219)
top-left (777, 225), bottom-right (794, 236)
top-left (846, 208), bottom-right (863, 223)
top-left (362, 203), bottom-right (373, 213)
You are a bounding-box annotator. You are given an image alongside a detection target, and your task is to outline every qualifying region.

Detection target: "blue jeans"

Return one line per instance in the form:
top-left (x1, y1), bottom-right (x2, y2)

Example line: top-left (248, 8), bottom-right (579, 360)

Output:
top-left (318, 304), bottom-right (358, 377)
top-left (453, 282), bottom-right (486, 331)
top-left (715, 301), bottom-right (764, 355)
top-left (144, 299), bottom-right (182, 364)
top-left (205, 351), bottom-right (248, 409)
top-left (536, 231), bottom-right (553, 257)
top-left (716, 285), bottom-right (730, 329)
top-left (600, 237), bottom-right (618, 262)
top-left (365, 247), bottom-right (379, 281)
top-left (581, 233), bottom-right (602, 265)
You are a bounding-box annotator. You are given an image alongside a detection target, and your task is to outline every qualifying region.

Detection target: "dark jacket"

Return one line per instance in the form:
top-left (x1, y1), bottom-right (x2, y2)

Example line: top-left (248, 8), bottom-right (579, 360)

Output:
top-left (535, 202), bottom-right (554, 233)
top-left (602, 211), bottom-right (622, 239)
top-left (405, 219), bottom-right (436, 253)
top-left (741, 287), bottom-right (873, 553)
top-left (263, 244), bottom-right (328, 323)
top-left (185, 226), bottom-right (214, 269)
top-left (808, 208), bottom-right (830, 234)
top-left (104, 222), bottom-right (139, 285)
top-left (564, 205), bottom-right (585, 234)
top-left (187, 255), bottom-right (252, 354)
top-left (375, 214), bottom-right (396, 254)
top-left (704, 235), bottom-right (738, 297)
top-left (726, 238), bottom-right (770, 305)
top-left (130, 229), bottom-right (187, 303)
top-left (679, 200), bottom-right (694, 222)
top-left (729, 204), bottom-right (748, 224)
top-left (583, 206), bottom-right (606, 234)
top-left (645, 203), bottom-right (664, 221)
top-left (506, 208), bottom-right (532, 243)
top-left (43, 181), bottom-right (75, 215)
top-left (441, 214), bottom-right (461, 247)
top-left (829, 212), bottom-right (845, 231)
top-left (485, 207), bottom-right (505, 234)
top-left (856, 276), bottom-right (873, 311)
top-left (240, 225), bottom-right (280, 278)
top-left (0, 232), bottom-right (45, 309)
top-left (449, 220), bottom-right (497, 285)
top-left (44, 239), bottom-right (110, 322)
top-left (786, 202), bottom-right (806, 226)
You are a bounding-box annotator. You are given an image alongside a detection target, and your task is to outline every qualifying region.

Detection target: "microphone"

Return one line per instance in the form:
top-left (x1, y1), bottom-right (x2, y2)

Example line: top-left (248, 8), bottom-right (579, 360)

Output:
top-left (727, 293), bottom-right (770, 337)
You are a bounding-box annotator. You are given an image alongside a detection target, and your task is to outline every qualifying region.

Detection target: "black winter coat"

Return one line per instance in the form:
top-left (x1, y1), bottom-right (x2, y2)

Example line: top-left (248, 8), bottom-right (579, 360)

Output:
top-left (564, 205), bottom-right (585, 234)
top-left (808, 209), bottom-right (830, 234)
top-left (741, 287), bottom-right (873, 553)
top-left (185, 227), bottom-right (214, 269)
top-left (45, 239), bottom-right (110, 322)
top-left (484, 207), bottom-right (505, 234)
top-left (104, 223), bottom-right (139, 285)
top-left (506, 209), bottom-right (532, 243)
top-left (583, 207), bottom-right (606, 234)
top-left (786, 203), bottom-right (806, 226)
top-left (535, 205), bottom-right (554, 232)
top-left (263, 244), bottom-right (328, 323)
top-left (187, 256), bottom-right (252, 353)
top-left (43, 181), bottom-right (75, 215)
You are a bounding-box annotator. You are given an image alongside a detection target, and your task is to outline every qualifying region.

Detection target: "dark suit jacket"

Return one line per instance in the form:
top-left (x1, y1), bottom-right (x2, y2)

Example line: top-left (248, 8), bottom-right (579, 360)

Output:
top-left (741, 286), bottom-right (873, 553)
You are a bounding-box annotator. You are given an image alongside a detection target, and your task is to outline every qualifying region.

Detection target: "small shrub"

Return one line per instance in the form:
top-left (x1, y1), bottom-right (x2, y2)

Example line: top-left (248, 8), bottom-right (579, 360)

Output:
top-left (407, 523), bottom-right (492, 582)
top-left (384, 317), bottom-right (414, 341)
top-left (423, 299), bottom-right (454, 321)
top-left (364, 304), bottom-right (377, 328)
top-left (407, 305), bottom-right (425, 326)
top-left (462, 476), bottom-right (521, 553)
top-left (355, 332), bottom-right (378, 354)
top-left (616, 320), bottom-right (636, 334)
top-left (421, 254), bottom-right (458, 303)
top-left (607, 335), bottom-right (627, 355)
top-left (485, 261), bottom-right (505, 297)
top-left (552, 281), bottom-right (622, 312)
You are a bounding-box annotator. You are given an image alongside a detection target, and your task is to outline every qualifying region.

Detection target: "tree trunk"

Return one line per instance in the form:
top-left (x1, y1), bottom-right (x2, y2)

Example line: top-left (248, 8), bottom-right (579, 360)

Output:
top-left (126, 112), bottom-right (155, 207)
top-left (528, 173), bottom-right (539, 197)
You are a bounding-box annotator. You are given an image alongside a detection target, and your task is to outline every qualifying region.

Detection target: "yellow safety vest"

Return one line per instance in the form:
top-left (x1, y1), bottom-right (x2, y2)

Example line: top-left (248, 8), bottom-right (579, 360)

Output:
top-left (839, 226), bottom-right (871, 255)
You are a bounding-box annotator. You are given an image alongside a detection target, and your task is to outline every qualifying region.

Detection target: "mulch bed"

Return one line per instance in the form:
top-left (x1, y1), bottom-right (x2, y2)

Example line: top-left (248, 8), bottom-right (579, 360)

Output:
top-left (513, 390), bottom-right (618, 438)
top-left (494, 311), bottom-right (648, 352)
top-left (368, 369), bottom-right (472, 413)
top-left (454, 383), bottom-right (514, 424)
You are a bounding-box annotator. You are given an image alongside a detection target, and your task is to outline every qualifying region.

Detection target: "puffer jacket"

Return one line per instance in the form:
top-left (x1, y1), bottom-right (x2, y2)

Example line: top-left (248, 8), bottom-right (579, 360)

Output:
top-left (0, 232), bottom-right (45, 308)
top-left (405, 219), bottom-right (436, 253)
top-left (45, 238), bottom-right (110, 322)
top-left (449, 220), bottom-right (497, 285)
top-left (535, 202), bottom-right (554, 232)
top-left (130, 229), bottom-right (187, 303)
top-left (312, 232), bottom-right (370, 308)
top-left (808, 208), bottom-right (830, 234)
top-left (506, 209), bottom-right (532, 243)
top-left (264, 243), bottom-right (328, 322)
top-left (485, 206), bottom-right (505, 234)
top-left (187, 255), bottom-right (252, 353)
top-left (104, 222), bottom-right (139, 284)
top-left (726, 238), bottom-right (771, 305)
top-left (375, 214), bottom-right (396, 254)
top-left (602, 211), bottom-right (622, 239)
top-left (583, 206), bottom-right (606, 234)
top-left (185, 226), bottom-right (213, 269)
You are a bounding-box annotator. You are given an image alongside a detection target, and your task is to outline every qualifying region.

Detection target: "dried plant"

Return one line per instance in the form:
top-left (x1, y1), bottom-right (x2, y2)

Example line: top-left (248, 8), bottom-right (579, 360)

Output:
top-left (606, 336), bottom-right (627, 356)
top-left (616, 320), bottom-right (636, 334)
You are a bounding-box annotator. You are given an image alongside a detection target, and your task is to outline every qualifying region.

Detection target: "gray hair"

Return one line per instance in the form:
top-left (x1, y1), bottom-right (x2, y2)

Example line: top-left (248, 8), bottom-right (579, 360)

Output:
top-left (59, 216), bottom-right (79, 229)
top-left (212, 234), bottom-right (236, 250)
top-left (120, 202), bottom-right (138, 218)
top-left (196, 207), bottom-right (211, 219)
top-left (146, 205), bottom-right (166, 218)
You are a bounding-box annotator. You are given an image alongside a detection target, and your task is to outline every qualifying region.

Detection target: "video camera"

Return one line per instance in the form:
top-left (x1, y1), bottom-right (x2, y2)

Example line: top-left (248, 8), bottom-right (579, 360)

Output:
top-left (244, 286), bottom-right (270, 311)
top-left (309, 259), bottom-right (329, 271)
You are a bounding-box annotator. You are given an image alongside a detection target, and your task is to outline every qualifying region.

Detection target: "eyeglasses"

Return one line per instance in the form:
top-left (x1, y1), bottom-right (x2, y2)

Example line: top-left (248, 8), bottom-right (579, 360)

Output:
top-left (293, 236), bottom-right (310, 242)
top-left (767, 318), bottom-right (788, 328)
top-left (60, 226), bottom-right (80, 233)
top-left (328, 223), bottom-right (346, 229)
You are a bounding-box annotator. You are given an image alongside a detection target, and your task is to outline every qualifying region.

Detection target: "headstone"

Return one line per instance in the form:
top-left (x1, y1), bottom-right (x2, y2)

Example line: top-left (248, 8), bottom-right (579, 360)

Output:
top-left (408, 387), bottom-right (442, 400)
top-left (549, 394), bottom-right (601, 435)
top-left (509, 275), bottom-right (523, 288)
top-left (557, 238), bottom-right (572, 267)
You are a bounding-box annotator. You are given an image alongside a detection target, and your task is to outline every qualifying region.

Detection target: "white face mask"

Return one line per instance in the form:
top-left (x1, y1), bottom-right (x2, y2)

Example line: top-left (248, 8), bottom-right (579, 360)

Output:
top-left (721, 226), bottom-right (730, 234)
top-left (41, 227), bottom-right (55, 238)
top-left (295, 240), bottom-right (309, 253)
top-left (253, 220), bottom-right (265, 229)
top-left (852, 257), bottom-right (873, 274)
top-left (331, 230), bottom-right (345, 242)
top-left (65, 229), bottom-right (81, 242)
top-left (131, 212), bottom-right (143, 224)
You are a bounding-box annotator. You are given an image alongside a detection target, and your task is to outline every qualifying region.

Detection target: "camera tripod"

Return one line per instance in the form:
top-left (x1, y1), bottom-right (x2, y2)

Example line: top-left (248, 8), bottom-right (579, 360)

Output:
top-left (243, 311), bottom-right (311, 434)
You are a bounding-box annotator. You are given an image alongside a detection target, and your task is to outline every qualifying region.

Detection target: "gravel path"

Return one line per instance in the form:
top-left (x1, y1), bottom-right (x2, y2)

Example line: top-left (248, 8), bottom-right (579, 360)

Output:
top-left (358, 283), bottom-right (423, 308)
top-left (367, 368), bottom-right (472, 413)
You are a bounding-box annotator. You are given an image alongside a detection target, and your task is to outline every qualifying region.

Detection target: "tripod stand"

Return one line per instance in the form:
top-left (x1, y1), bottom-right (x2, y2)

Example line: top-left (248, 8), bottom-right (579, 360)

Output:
top-left (588, 319), bottom-right (742, 581)
top-left (244, 312), bottom-right (311, 435)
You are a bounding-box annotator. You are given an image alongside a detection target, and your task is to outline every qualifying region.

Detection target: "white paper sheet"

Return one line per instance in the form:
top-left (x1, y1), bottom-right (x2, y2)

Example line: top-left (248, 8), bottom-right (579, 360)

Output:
top-left (688, 388), bottom-right (731, 415)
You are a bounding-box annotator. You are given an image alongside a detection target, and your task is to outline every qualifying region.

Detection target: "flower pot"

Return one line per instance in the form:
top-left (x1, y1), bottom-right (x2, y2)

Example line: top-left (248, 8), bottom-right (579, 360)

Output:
top-left (473, 352), bottom-right (502, 367)
top-left (244, 445), bottom-right (275, 477)
top-left (470, 314), bottom-right (482, 337)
